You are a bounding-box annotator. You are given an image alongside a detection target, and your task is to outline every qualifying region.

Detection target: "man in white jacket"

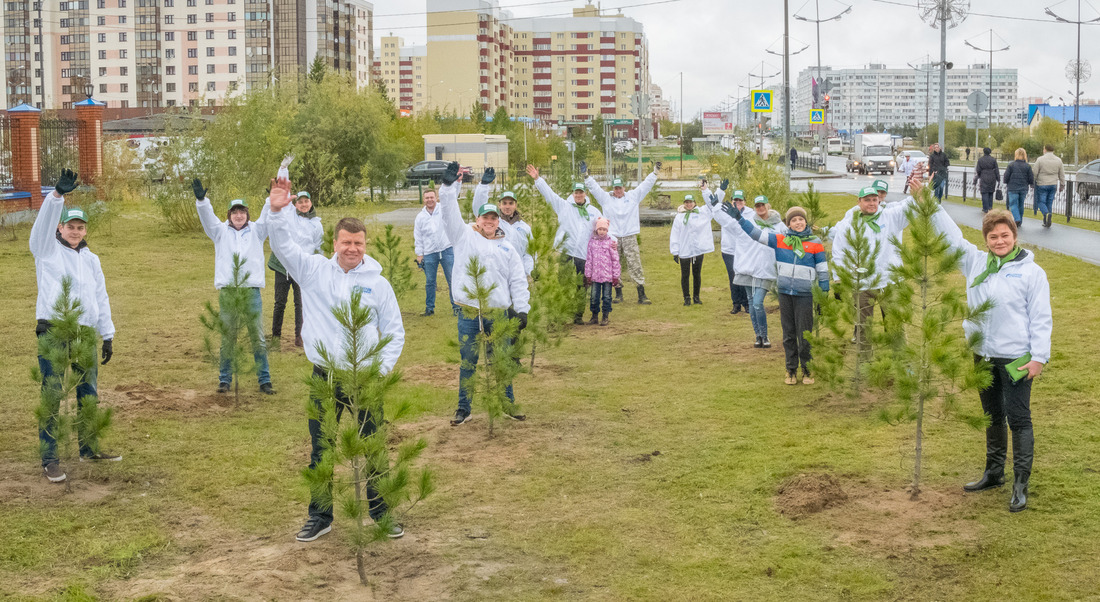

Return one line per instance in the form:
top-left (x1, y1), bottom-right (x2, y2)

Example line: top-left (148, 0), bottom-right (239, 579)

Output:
top-left (582, 161), bottom-right (659, 304)
top-left (413, 187), bottom-right (458, 317)
top-left (31, 169), bottom-right (121, 483)
top-left (267, 174), bottom-right (407, 543)
top-left (192, 178), bottom-right (275, 395)
top-left (439, 162), bottom-right (530, 426)
top-left (472, 168), bottom-right (534, 276)
top-left (527, 164), bottom-right (601, 324)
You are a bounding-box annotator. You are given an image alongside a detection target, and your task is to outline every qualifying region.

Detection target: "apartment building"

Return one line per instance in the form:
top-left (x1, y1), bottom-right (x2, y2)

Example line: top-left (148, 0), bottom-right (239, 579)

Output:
top-left (424, 0), bottom-right (513, 115)
top-left (1, 0), bottom-right (374, 110)
top-left (372, 35), bottom-right (426, 115)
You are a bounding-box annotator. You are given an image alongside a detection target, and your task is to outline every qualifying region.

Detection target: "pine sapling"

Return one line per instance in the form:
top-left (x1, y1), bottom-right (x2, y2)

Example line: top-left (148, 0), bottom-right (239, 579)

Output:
top-left (199, 253), bottom-right (261, 404)
top-left (372, 224), bottom-right (416, 299)
top-left (302, 288), bottom-right (434, 587)
top-left (32, 276), bottom-right (113, 477)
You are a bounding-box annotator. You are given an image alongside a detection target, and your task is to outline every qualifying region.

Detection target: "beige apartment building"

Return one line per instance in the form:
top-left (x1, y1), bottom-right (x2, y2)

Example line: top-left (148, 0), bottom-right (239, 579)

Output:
top-left (2, 0), bottom-right (374, 110)
top-left (374, 35), bottom-right (426, 115)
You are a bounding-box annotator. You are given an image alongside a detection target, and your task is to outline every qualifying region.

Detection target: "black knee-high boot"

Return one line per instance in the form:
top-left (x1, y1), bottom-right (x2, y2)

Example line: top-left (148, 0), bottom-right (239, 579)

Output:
top-left (964, 422), bottom-right (1007, 492)
top-left (1010, 427), bottom-right (1034, 512)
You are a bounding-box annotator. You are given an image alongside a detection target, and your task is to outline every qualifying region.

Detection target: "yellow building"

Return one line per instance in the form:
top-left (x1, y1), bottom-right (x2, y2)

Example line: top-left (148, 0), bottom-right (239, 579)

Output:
top-left (424, 0), bottom-right (514, 115)
top-left (375, 36), bottom-right (426, 115)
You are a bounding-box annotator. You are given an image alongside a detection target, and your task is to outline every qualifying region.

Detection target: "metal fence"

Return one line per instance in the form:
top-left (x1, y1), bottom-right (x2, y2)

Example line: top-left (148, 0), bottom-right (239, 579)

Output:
top-left (38, 117), bottom-right (80, 187)
top-left (0, 116), bottom-right (11, 188)
top-left (944, 169), bottom-right (1100, 223)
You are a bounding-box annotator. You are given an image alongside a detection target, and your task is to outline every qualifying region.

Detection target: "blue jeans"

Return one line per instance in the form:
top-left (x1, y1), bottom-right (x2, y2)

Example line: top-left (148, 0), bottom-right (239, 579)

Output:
top-left (218, 287), bottom-right (271, 385)
top-left (423, 247), bottom-right (457, 314)
top-left (1034, 185), bottom-right (1056, 217)
top-left (590, 281), bottom-right (613, 314)
top-left (721, 253), bottom-right (749, 307)
top-left (457, 312), bottom-right (515, 413)
top-left (749, 284), bottom-right (769, 338)
top-left (1006, 190), bottom-right (1027, 223)
top-left (37, 328), bottom-right (97, 465)
top-left (933, 174), bottom-right (947, 201)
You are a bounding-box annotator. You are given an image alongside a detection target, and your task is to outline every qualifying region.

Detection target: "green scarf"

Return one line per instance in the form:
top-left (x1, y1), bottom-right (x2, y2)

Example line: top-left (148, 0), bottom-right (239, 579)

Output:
top-left (755, 218), bottom-right (775, 229)
top-left (971, 246), bottom-right (1022, 288)
top-left (859, 211), bottom-right (882, 233)
top-left (784, 233), bottom-right (814, 258)
top-left (574, 202), bottom-right (590, 219)
top-left (683, 207), bottom-right (699, 224)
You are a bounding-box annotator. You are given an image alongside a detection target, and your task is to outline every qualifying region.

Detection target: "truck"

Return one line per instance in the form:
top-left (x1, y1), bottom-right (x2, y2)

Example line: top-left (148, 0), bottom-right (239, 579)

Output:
top-left (846, 133), bottom-right (896, 175)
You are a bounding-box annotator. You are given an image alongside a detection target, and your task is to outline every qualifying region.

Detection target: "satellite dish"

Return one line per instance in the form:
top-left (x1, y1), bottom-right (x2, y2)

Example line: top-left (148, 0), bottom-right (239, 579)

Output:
top-left (917, 0), bottom-right (969, 29)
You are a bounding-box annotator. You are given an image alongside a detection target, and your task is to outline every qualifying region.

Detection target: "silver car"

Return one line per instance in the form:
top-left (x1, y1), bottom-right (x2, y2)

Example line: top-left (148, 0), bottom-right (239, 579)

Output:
top-left (1075, 159), bottom-right (1100, 201)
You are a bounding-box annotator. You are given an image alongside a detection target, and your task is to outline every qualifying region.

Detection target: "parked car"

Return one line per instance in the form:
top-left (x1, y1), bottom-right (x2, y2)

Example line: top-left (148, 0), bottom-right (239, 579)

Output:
top-left (1074, 159), bottom-right (1100, 201)
top-left (404, 160), bottom-right (474, 186)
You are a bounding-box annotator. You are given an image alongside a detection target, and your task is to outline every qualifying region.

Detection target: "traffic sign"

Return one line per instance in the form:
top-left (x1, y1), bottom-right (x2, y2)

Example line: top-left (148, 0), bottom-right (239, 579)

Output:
top-left (605, 119), bottom-right (633, 125)
top-left (967, 90), bottom-right (989, 114)
top-left (810, 109), bottom-right (825, 124)
top-left (964, 116), bottom-right (990, 129)
top-left (751, 90), bottom-right (773, 113)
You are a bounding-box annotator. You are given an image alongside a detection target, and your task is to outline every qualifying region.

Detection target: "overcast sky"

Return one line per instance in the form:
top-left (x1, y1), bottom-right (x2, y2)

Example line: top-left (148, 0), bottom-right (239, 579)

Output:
top-left (370, 0), bottom-right (1099, 119)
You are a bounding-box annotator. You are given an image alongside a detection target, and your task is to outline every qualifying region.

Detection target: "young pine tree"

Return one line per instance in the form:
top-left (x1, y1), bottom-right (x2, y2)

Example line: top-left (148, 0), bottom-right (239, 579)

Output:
top-left (372, 224), bottom-right (416, 299)
top-left (874, 186), bottom-right (992, 499)
top-left (33, 277), bottom-right (113, 472)
top-left (459, 256), bottom-right (525, 436)
top-left (302, 288), bottom-right (434, 587)
top-left (199, 253), bottom-right (260, 404)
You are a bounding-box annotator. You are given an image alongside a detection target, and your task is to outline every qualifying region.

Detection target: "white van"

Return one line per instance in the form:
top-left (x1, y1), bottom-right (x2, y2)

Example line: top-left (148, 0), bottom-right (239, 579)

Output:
top-left (827, 137), bottom-right (843, 155)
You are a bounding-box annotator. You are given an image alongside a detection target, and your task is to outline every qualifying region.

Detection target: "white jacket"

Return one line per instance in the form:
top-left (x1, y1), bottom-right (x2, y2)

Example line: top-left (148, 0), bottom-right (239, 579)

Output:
top-left (932, 207), bottom-right (1053, 363)
top-left (472, 183), bottom-right (534, 275)
top-left (534, 177), bottom-right (603, 260)
top-left (708, 192), bottom-right (786, 281)
top-left (669, 202), bottom-right (715, 259)
top-left (413, 204), bottom-right (452, 256)
top-left (708, 189), bottom-right (738, 255)
top-left (197, 198), bottom-right (270, 289)
top-left (830, 198), bottom-right (913, 288)
top-left (440, 180), bottom-right (531, 313)
top-left (584, 172), bottom-right (657, 238)
top-left (30, 192), bottom-right (115, 339)
top-left (288, 211), bottom-right (323, 255)
top-left (268, 208), bottom-right (405, 373)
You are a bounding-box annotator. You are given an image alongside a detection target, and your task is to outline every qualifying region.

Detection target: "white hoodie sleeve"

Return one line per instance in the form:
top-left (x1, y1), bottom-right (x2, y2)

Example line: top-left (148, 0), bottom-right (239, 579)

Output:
top-left (584, 176), bottom-right (612, 206)
top-left (374, 280), bottom-right (406, 375)
top-left (438, 180), bottom-right (467, 246)
top-left (1027, 267), bottom-right (1053, 364)
top-left (268, 208), bottom-right (320, 286)
top-left (29, 191), bottom-right (65, 258)
top-left (195, 198), bottom-right (223, 242)
top-left (669, 217), bottom-right (682, 256)
top-left (472, 183), bottom-right (491, 216)
top-left (534, 177), bottom-right (568, 216)
top-left (413, 211), bottom-right (426, 256)
top-left (629, 172), bottom-right (659, 206)
top-left (91, 254), bottom-right (115, 340)
top-left (930, 206), bottom-right (984, 276)
top-left (251, 199), bottom-right (272, 241)
top-left (309, 217), bottom-right (324, 253)
top-left (507, 246), bottom-right (531, 314)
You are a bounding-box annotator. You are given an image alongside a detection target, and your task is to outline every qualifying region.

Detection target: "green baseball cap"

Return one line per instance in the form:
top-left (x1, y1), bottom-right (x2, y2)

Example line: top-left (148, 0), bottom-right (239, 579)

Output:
top-left (732, 190), bottom-right (746, 201)
top-left (477, 203), bottom-right (500, 217)
top-left (872, 180), bottom-right (889, 193)
top-left (228, 199), bottom-right (249, 210)
top-left (295, 191), bottom-right (311, 199)
top-left (684, 194), bottom-right (696, 202)
top-left (60, 207), bottom-right (87, 223)
top-left (754, 195), bottom-right (768, 205)
top-left (499, 191), bottom-right (516, 202)
top-left (858, 186), bottom-right (879, 199)
top-left (612, 178), bottom-right (624, 187)
top-left (572, 183), bottom-right (585, 192)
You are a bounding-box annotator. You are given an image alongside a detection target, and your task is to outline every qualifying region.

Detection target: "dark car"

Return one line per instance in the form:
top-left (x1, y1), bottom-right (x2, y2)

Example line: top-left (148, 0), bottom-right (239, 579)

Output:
top-left (404, 160), bottom-right (474, 186)
top-left (1074, 159), bottom-right (1100, 202)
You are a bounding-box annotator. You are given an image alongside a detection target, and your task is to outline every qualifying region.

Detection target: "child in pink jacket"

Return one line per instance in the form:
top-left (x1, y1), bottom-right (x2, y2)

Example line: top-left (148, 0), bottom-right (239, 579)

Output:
top-left (584, 217), bottom-right (621, 325)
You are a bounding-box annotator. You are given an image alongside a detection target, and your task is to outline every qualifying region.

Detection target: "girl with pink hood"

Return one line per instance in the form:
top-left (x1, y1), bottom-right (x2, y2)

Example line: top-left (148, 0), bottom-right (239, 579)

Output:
top-left (584, 217), bottom-right (621, 325)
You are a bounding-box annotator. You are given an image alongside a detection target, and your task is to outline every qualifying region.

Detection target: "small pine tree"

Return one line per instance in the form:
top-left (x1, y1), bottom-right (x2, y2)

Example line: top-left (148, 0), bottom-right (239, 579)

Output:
top-left (459, 257), bottom-right (525, 436)
top-left (799, 183), bottom-right (829, 230)
top-left (874, 187), bottom-right (993, 499)
top-left (199, 253), bottom-right (261, 404)
top-left (302, 288), bottom-right (434, 586)
top-left (32, 277), bottom-right (113, 470)
top-left (308, 55), bottom-right (327, 84)
top-left (372, 224), bottom-right (416, 299)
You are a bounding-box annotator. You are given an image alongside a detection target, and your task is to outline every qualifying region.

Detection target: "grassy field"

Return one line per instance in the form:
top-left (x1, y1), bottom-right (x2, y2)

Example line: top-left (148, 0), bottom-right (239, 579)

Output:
top-left (1, 193), bottom-right (1099, 600)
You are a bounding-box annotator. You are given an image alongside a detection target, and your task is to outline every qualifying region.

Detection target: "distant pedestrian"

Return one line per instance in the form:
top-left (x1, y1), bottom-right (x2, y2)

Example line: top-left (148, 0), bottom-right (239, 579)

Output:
top-left (966, 147), bottom-right (971, 161)
top-left (1003, 148), bottom-right (1035, 227)
top-left (790, 147), bottom-right (798, 169)
top-left (975, 147), bottom-right (1001, 213)
top-left (928, 143), bottom-right (950, 202)
top-left (584, 217), bottom-right (621, 325)
top-left (1033, 144), bottom-right (1065, 228)
top-left (899, 152), bottom-right (915, 193)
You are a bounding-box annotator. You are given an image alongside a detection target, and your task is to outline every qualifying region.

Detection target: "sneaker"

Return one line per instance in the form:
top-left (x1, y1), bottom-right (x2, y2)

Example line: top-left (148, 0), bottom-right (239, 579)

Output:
top-left (420, 310), bottom-right (434, 317)
top-left (693, 296), bottom-right (702, 305)
top-left (754, 336), bottom-right (763, 349)
top-left (259, 383), bottom-right (276, 395)
top-left (730, 305), bottom-right (742, 315)
top-left (80, 451), bottom-right (123, 462)
top-left (382, 522), bottom-right (404, 539)
top-left (785, 373), bottom-right (798, 385)
top-left (295, 516), bottom-right (332, 542)
top-left (217, 382), bottom-right (231, 394)
top-left (802, 374), bottom-right (815, 385)
top-left (1043, 213), bottom-right (1052, 228)
top-left (762, 337), bottom-right (772, 349)
top-left (683, 297), bottom-right (691, 307)
top-left (450, 409), bottom-right (471, 426)
top-left (43, 462), bottom-right (66, 483)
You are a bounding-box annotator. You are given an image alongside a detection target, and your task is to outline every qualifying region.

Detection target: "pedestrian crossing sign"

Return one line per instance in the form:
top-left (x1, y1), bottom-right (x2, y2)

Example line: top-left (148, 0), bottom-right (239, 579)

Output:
top-left (810, 109), bottom-right (825, 124)
top-left (751, 90), bottom-right (773, 113)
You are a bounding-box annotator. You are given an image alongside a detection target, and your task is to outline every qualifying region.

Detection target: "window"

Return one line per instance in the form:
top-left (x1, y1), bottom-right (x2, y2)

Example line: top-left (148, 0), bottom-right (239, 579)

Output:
top-left (189, 82), bottom-right (198, 92)
top-left (188, 65), bottom-right (197, 74)
top-left (206, 47), bottom-right (214, 56)
top-left (229, 63), bottom-right (237, 73)
top-left (227, 11), bottom-right (234, 21)
top-left (96, 0), bottom-right (103, 5)
top-left (207, 81), bottom-right (215, 91)
top-left (164, 15), bottom-right (172, 24)
top-left (97, 15), bottom-right (104, 25)
top-left (187, 31), bottom-right (197, 41)
top-left (227, 29), bottom-right (236, 39)
top-left (166, 83), bottom-right (175, 92)
top-left (205, 12), bottom-right (212, 22)
top-left (98, 83), bottom-right (107, 93)
top-left (117, 0), bottom-right (124, 5)
top-left (187, 48), bottom-right (197, 58)
top-left (228, 81), bottom-right (237, 91)
top-left (120, 83), bottom-right (128, 92)
top-left (118, 32), bottom-right (126, 41)
top-left (228, 46), bottom-right (236, 56)
top-left (206, 30), bottom-right (214, 39)
top-left (206, 64), bottom-right (214, 73)
top-left (164, 0), bottom-right (172, 5)
top-left (164, 32), bottom-right (174, 41)
top-left (97, 33), bottom-right (105, 42)
top-left (98, 50), bottom-right (106, 59)
top-left (166, 66), bottom-right (175, 75)
top-left (98, 67), bottom-right (106, 76)
top-left (118, 15), bottom-right (126, 23)
top-left (165, 49), bottom-right (175, 58)
top-left (187, 14), bottom-right (196, 24)
top-left (120, 66), bottom-right (127, 76)
top-left (119, 50), bottom-right (127, 58)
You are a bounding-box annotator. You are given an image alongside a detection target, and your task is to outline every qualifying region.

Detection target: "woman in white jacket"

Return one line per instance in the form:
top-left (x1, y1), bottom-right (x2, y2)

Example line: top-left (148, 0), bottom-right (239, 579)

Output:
top-left (269, 191), bottom-right (322, 348)
top-left (669, 190), bottom-right (714, 306)
top-left (931, 208), bottom-right (1052, 513)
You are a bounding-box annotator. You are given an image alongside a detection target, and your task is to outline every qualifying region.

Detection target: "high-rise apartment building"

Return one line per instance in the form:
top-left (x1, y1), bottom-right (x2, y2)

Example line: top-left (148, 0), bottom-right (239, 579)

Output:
top-left (1, 0), bottom-right (374, 110)
top-left (373, 35), bottom-right (426, 115)
top-left (424, 0), bottom-right (513, 115)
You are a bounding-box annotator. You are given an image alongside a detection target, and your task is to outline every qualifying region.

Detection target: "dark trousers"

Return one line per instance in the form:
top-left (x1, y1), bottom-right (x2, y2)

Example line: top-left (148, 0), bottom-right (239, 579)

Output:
top-left (778, 293), bottom-right (814, 374)
top-left (980, 190), bottom-right (994, 212)
top-left (37, 325), bottom-right (96, 465)
top-left (933, 173), bottom-right (947, 201)
top-left (568, 255), bottom-right (587, 319)
top-left (590, 281), bottom-right (613, 314)
top-left (977, 356), bottom-right (1035, 478)
top-left (678, 255), bottom-right (703, 298)
top-left (457, 313), bottom-right (516, 413)
top-left (271, 270), bottom-right (302, 339)
top-left (720, 253), bottom-right (749, 307)
top-left (307, 365), bottom-right (387, 525)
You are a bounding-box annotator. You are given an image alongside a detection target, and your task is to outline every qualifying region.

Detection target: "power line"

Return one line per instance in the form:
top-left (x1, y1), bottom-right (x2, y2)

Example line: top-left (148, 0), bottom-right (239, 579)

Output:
top-left (868, 0), bottom-right (1100, 24)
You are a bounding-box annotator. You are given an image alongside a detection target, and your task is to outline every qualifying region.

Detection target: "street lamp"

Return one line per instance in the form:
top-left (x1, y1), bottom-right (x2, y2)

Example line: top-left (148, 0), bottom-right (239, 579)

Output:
top-left (795, 0), bottom-right (852, 157)
top-left (964, 30), bottom-right (1009, 146)
top-left (1045, 0), bottom-right (1100, 165)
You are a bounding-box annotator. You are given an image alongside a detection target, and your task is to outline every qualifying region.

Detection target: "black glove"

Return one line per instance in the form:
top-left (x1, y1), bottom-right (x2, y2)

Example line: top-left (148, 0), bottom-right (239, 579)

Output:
top-left (517, 312), bottom-right (528, 331)
top-left (655, 161), bottom-right (662, 171)
top-left (481, 167), bottom-right (496, 185)
top-left (192, 178), bottom-right (207, 201)
top-left (579, 160), bottom-right (588, 175)
top-left (54, 169), bottom-right (79, 195)
top-left (720, 201), bottom-right (741, 220)
top-left (672, 255), bottom-right (679, 264)
top-left (720, 179), bottom-right (730, 191)
top-left (441, 161), bottom-right (461, 186)
top-left (101, 339), bottom-right (113, 365)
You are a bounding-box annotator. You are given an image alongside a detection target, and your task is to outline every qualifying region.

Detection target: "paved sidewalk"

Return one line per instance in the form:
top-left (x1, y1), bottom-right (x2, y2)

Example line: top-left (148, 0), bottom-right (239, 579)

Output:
top-left (941, 202), bottom-right (1100, 266)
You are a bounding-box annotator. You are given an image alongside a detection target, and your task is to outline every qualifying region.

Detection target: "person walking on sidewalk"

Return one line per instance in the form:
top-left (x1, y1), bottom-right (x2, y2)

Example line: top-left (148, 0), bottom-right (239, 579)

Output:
top-left (413, 187), bottom-right (458, 316)
top-left (899, 153), bottom-right (915, 194)
top-left (1033, 144), bottom-right (1065, 228)
top-left (193, 179), bottom-right (275, 395)
top-left (790, 147), bottom-right (798, 170)
top-left (706, 182), bottom-right (752, 314)
top-left (670, 188), bottom-right (715, 306)
top-left (1003, 148), bottom-right (1035, 228)
top-left (584, 217), bottom-right (621, 325)
top-left (583, 160), bottom-right (658, 304)
top-left (527, 164), bottom-right (602, 324)
top-left (928, 143), bottom-right (950, 202)
top-left (975, 147), bottom-right (1000, 213)
top-left (269, 191), bottom-right (322, 349)
top-left (723, 202), bottom-right (830, 384)
top-left (31, 169), bottom-right (122, 483)
top-left (930, 208), bottom-right (1051, 512)
top-left (440, 162), bottom-right (530, 426)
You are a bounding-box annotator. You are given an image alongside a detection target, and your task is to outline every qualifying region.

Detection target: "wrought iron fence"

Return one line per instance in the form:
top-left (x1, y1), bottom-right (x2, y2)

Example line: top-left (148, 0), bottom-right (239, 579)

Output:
top-left (0, 115), bottom-right (11, 188)
top-left (38, 117), bottom-right (80, 186)
top-left (944, 169), bottom-right (1100, 223)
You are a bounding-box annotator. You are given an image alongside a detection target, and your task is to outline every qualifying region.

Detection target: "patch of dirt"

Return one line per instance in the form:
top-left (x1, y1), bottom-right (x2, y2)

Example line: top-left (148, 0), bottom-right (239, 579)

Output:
top-left (568, 319), bottom-right (683, 339)
top-left (775, 472), bottom-right (849, 518)
top-left (400, 362), bottom-right (459, 389)
top-left (0, 461), bottom-right (115, 504)
top-left (104, 381), bottom-right (233, 415)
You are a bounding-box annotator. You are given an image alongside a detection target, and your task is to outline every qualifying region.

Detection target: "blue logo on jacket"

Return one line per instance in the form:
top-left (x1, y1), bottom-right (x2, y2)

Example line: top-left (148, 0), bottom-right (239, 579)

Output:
top-left (353, 285), bottom-right (373, 295)
top-left (1005, 273), bottom-right (1022, 279)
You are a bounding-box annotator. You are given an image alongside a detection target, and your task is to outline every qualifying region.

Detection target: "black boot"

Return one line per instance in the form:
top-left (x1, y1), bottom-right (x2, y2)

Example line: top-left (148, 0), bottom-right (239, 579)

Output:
top-left (587, 311), bottom-right (599, 325)
top-left (600, 312), bottom-right (609, 326)
top-left (637, 285), bottom-right (651, 305)
top-left (964, 423), bottom-right (1007, 492)
top-left (693, 295), bottom-right (702, 305)
top-left (613, 287), bottom-right (623, 304)
top-left (730, 304), bottom-right (742, 315)
top-left (683, 296), bottom-right (691, 306)
top-left (1010, 427), bottom-right (1034, 512)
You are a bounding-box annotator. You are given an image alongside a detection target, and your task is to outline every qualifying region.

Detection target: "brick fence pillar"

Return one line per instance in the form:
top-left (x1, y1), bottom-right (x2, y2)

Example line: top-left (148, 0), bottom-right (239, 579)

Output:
top-left (75, 97), bottom-right (106, 185)
top-left (9, 103), bottom-right (42, 210)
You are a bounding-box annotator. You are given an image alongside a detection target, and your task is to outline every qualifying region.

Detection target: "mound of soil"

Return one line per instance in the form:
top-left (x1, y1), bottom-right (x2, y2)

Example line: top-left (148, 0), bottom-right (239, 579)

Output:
top-left (775, 472), bottom-right (849, 518)
top-left (106, 381), bottom-right (231, 415)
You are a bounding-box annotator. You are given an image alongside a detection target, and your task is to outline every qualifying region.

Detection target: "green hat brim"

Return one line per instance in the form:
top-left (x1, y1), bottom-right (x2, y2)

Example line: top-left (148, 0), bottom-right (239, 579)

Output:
top-left (499, 191), bottom-right (517, 201)
top-left (60, 209), bottom-right (87, 223)
top-left (477, 203), bottom-right (500, 217)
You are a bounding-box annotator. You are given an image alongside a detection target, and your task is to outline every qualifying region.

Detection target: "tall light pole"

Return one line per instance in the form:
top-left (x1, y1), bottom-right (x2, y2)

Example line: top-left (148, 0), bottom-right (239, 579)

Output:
top-left (964, 30), bottom-right (1009, 149)
top-left (795, 1), bottom-right (851, 162)
top-left (679, 71), bottom-right (684, 175)
top-left (918, 0), bottom-right (969, 149)
top-left (1046, 0), bottom-right (1100, 166)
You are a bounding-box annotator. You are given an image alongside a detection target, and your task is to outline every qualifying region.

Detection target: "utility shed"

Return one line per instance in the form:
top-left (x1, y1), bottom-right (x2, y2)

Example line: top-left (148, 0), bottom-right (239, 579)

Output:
top-left (423, 134), bottom-right (509, 176)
